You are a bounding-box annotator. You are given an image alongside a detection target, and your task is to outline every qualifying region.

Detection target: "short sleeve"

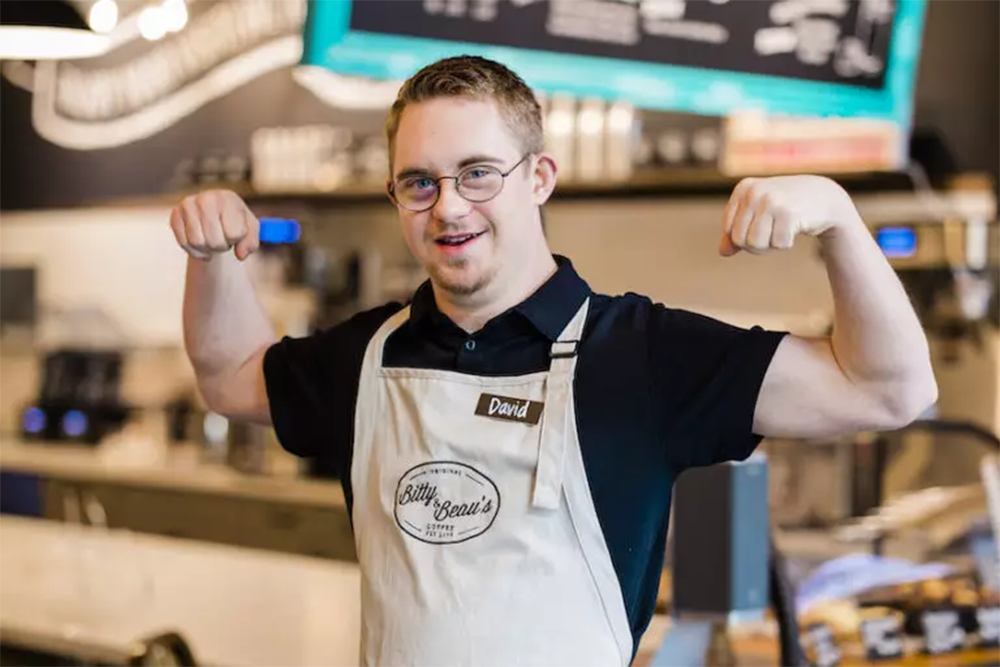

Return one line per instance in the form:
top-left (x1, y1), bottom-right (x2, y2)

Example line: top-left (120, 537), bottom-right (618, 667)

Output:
top-left (648, 305), bottom-right (787, 470)
top-left (262, 303), bottom-right (403, 460)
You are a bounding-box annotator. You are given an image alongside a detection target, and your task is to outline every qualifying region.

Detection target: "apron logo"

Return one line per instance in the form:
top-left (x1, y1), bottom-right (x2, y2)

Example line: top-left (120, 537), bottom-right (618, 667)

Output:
top-left (394, 462), bottom-right (501, 545)
top-left (474, 393), bottom-right (544, 425)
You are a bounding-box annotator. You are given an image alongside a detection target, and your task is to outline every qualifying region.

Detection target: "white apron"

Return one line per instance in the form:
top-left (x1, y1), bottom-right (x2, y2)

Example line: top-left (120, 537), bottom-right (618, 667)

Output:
top-left (351, 298), bottom-right (633, 666)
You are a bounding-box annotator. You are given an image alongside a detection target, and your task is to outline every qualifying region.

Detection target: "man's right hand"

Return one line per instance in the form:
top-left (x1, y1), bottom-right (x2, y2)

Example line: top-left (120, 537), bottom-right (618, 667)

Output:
top-left (170, 190), bottom-right (260, 261)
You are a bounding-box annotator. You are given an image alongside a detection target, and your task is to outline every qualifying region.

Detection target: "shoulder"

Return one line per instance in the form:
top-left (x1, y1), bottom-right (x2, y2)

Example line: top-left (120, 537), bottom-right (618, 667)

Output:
top-left (588, 290), bottom-right (782, 341)
top-left (583, 290), bottom-right (786, 381)
top-left (584, 291), bottom-right (688, 341)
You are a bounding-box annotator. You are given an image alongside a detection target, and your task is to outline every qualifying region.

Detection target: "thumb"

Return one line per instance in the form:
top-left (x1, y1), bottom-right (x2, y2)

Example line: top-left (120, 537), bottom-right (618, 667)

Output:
top-left (719, 233), bottom-right (741, 257)
top-left (234, 209), bottom-right (260, 261)
top-left (234, 235), bottom-right (259, 261)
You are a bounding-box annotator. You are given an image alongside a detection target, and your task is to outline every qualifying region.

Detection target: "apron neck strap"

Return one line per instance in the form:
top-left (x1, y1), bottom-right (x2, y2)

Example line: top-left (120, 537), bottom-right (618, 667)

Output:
top-left (549, 297), bottom-right (590, 360)
top-left (532, 297), bottom-right (589, 511)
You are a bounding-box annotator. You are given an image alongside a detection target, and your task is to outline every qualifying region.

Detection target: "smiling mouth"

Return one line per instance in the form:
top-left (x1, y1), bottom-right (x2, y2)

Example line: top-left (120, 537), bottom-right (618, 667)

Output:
top-left (435, 230), bottom-right (487, 247)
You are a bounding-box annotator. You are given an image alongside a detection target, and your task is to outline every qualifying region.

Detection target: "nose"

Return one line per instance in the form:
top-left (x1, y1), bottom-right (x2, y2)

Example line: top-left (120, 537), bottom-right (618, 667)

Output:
top-left (431, 179), bottom-right (472, 222)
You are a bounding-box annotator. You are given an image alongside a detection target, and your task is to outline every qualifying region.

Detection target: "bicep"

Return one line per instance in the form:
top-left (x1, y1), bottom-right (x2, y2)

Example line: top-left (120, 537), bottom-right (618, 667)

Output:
top-left (754, 335), bottom-right (895, 439)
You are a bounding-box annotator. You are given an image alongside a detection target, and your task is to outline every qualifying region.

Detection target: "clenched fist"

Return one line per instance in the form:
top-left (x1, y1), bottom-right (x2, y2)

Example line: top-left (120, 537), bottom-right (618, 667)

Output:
top-left (170, 190), bottom-right (260, 261)
top-left (720, 175), bottom-right (857, 256)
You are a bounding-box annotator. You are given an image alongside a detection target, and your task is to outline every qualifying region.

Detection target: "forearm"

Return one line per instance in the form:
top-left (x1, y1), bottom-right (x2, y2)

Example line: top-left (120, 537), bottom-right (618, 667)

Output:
top-left (820, 205), bottom-right (937, 419)
top-left (183, 254), bottom-right (276, 410)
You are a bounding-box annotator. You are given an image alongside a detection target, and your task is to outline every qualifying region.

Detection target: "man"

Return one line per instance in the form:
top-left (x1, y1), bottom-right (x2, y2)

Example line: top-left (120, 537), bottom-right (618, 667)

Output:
top-left (171, 56), bottom-right (937, 665)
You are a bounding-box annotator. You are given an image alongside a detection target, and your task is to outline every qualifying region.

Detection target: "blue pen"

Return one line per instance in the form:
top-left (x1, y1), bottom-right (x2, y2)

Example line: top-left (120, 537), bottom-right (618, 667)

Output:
top-left (258, 217), bottom-right (301, 244)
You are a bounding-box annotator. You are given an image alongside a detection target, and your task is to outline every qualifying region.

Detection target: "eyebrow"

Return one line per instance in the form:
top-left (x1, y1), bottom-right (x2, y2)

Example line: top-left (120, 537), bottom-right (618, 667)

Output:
top-left (394, 154), bottom-right (506, 181)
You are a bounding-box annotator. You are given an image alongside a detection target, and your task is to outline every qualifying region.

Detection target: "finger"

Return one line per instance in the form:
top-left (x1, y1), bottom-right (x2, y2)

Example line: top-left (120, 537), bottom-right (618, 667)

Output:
top-left (722, 177), bottom-right (756, 235)
top-left (234, 207), bottom-right (260, 261)
top-left (719, 233), bottom-right (741, 257)
top-left (169, 208), bottom-right (188, 248)
top-left (729, 197), bottom-right (755, 250)
top-left (170, 208), bottom-right (210, 260)
top-left (772, 207), bottom-right (796, 249)
top-left (221, 199), bottom-right (249, 247)
top-left (196, 195), bottom-right (230, 253)
top-left (181, 199), bottom-right (208, 253)
top-left (745, 212), bottom-right (774, 254)
top-left (722, 192), bottom-right (740, 237)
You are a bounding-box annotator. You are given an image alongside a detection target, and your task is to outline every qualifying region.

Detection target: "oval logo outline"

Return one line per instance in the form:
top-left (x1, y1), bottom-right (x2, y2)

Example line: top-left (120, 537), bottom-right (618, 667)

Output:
top-left (393, 461), bottom-right (501, 545)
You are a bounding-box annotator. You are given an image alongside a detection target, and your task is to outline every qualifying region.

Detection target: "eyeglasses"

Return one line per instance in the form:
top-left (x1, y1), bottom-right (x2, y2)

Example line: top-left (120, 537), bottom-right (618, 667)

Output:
top-left (388, 154), bottom-right (531, 213)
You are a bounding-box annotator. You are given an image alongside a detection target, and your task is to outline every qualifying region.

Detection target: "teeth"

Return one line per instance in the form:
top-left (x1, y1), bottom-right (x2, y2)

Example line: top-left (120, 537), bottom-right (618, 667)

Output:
top-left (440, 233), bottom-right (476, 245)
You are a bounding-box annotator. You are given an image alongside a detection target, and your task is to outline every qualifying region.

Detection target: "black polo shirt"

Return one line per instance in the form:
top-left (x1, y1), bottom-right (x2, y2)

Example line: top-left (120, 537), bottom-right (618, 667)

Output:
top-left (263, 255), bottom-right (786, 653)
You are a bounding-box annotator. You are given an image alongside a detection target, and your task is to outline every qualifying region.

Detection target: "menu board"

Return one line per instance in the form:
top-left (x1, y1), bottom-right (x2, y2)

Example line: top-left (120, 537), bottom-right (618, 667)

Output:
top-left (350, 0), bottom-right (893, 90)
top-left (302, 0), bottom-right (926, 124)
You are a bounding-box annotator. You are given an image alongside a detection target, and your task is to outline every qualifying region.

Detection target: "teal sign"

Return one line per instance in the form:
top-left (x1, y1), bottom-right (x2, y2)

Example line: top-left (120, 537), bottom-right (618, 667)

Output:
top-left (302, 0), bottom-right (926, 127)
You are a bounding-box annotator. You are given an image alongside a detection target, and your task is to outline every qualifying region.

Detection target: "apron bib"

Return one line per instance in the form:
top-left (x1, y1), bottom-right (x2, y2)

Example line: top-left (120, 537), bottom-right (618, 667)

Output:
top-left (351, 298), bottom-right (633, 666)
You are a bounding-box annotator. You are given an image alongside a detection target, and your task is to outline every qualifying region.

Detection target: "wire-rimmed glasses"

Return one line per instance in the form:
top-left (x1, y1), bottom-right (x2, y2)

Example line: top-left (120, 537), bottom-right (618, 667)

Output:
top-left (389, 154), bottom-right (531, 212)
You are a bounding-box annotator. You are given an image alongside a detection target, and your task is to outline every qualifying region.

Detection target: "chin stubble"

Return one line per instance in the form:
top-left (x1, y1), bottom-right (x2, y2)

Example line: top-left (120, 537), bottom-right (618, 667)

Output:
top-left (431, 258), bottom-right (496, 297)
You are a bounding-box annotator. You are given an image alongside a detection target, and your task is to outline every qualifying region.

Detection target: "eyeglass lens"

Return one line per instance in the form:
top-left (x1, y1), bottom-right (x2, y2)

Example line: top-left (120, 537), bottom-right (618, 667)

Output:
top-left (395, 166), bottom-right (504, 210)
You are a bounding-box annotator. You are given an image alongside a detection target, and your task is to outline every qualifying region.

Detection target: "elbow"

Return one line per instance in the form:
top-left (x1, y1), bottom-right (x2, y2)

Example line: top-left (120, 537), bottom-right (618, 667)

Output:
top-left (193, 373), bottom-right (231, 418)
top-left (878, 372), bottom-right (938, 430)
top-left (191, 364), bottom-right (244, 420)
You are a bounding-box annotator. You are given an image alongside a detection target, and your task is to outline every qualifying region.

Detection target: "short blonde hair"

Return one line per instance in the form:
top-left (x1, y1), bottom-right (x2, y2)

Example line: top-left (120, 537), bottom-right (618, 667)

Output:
top-left (385, 55), bottom-right (544, 168)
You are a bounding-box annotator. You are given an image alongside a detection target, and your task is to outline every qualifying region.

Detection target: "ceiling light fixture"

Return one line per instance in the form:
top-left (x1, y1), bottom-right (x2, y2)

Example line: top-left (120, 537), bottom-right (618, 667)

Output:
top-left (0, 0), bottom-right (111, 60)
top-left (87, 0), bottom-right (119, 35)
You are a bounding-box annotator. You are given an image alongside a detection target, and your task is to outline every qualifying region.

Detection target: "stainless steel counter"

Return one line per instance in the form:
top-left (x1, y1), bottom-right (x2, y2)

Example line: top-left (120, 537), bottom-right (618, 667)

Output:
top-left (0, 439), bottom-right (345, 508)
top-left (0, 440), bottom-right (356, 560)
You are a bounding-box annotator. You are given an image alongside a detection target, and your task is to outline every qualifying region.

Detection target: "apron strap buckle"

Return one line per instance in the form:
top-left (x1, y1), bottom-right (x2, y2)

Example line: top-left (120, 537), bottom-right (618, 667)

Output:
top-left (550, 340), bottom-right (579, 359)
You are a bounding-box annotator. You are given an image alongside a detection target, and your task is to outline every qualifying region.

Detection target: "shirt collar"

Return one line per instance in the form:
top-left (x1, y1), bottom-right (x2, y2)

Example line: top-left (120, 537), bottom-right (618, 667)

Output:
top-left (409, 255), bottom-right (590, 341)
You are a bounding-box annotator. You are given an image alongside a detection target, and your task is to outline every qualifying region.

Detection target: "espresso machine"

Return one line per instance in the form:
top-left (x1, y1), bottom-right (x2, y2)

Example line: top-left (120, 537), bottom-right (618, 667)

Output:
top-left (870, 215), bottom-right (1000, 498)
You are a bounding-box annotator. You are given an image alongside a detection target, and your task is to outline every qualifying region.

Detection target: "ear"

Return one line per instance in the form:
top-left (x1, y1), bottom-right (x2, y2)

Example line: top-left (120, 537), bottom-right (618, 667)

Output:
top-left (530, 152), bottom-right (558, 206)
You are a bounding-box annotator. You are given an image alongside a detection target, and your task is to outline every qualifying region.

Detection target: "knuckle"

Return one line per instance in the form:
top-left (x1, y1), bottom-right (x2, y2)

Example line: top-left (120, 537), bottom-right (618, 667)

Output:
top-left (746, 184), bottom-right (766, 205)
top-left (180, 193), bottom-right (204, 211)
top-left (222, 218), bottom-right (248, 242)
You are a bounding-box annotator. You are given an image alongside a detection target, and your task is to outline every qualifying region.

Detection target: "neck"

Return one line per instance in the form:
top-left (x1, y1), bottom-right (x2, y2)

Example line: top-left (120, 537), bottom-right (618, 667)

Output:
top-left (434, 249), bottom-right (558, 333)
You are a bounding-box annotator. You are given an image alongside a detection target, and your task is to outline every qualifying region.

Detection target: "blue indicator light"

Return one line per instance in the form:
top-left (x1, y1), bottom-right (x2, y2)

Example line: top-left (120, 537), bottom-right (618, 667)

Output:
top-left (876, 226), bottom-right (917, 258)
top-left (62, 410), bottom-right (88, 437)
top-left (22, 407), bottom-right (46, 434)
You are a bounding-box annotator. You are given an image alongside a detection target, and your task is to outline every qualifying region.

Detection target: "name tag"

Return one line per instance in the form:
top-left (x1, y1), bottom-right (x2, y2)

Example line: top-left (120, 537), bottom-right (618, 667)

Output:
top-left (475, 393), bottom-right (544, 425)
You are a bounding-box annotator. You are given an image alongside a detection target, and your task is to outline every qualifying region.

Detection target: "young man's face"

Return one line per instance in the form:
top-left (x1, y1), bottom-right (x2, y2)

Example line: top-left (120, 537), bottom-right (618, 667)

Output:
top-left (390, 96), bottom-right (553, 299)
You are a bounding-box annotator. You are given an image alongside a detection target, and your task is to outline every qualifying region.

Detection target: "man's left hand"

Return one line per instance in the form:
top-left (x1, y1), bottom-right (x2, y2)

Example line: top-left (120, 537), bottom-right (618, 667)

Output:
top-left (719, 175), bottom-right (858, 256)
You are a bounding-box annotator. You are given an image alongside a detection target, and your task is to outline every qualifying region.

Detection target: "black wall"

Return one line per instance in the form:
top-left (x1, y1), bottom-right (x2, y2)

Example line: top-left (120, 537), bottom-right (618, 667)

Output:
top-left (2, 0), bottom-right (997, 211)
top-left (911, 0), bottom-right (999, 192)
top-left (0, 67), bottom-right (381, 210)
